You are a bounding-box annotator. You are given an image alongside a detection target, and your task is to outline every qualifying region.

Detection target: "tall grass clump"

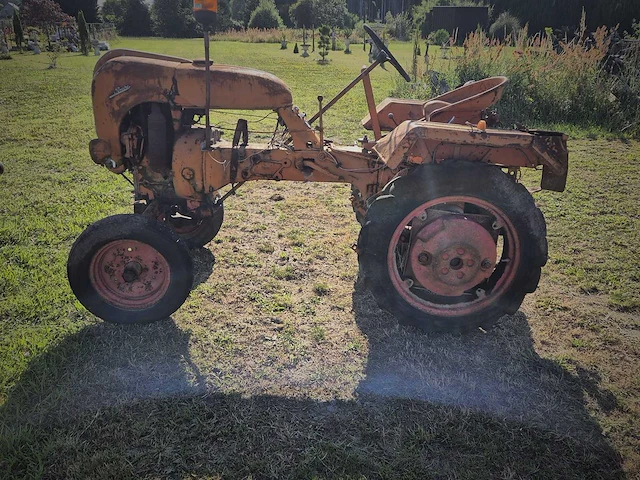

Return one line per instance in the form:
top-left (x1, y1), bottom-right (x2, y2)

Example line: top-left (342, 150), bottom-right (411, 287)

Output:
top-left (391, 12), bottom-right (640, 137)
top-left (455, 13), bottom-right (640, 136)
top-left (213, 28), bottom-right (296, 43)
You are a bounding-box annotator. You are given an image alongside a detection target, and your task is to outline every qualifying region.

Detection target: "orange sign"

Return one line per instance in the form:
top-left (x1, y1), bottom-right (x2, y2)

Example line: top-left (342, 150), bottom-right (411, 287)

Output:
top-left (193, 0), bottom-right (217, 12)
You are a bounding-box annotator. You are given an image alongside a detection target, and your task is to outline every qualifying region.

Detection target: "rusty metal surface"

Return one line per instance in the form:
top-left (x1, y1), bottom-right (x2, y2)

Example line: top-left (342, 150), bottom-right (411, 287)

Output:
top-left (428, 76), bottom-right (507, 123)
top-left (361, 97), bottom-right (425, 130)
top-left (173, 63), bottom-right (292, 110)
top-left (93, 48), bottom-right (192, 77)
top-left (362, 76), bottom-right (508, 130)
top-left (92, 53), bottom-right (293, 162)
top-left (362, 72), bottom-right (382, 141)
top-left (89, 239), bottom-right (171, 309)
top-left (408, 215), bottom-right (496, 296)
top-left (373, 120), bottom-right (563, 172)
top-left (536, 132), bottom-right (569, 192)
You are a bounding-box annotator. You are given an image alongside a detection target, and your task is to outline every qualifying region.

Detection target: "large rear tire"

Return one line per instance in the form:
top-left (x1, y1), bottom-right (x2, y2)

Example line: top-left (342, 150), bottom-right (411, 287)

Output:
top-left (67, 214), bottom-right (193, 324)
top-left (357, 161), bottom-right (547, 333)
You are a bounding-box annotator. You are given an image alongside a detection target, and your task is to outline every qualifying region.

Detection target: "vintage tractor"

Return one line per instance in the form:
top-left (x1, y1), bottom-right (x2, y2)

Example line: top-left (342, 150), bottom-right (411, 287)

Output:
top-left (67, 26), bottom-right (568, 332)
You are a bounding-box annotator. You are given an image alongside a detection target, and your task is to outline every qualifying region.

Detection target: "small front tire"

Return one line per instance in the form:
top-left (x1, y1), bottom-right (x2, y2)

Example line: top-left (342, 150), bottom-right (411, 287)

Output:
top-left (67, 214), bottom-right (194, 324)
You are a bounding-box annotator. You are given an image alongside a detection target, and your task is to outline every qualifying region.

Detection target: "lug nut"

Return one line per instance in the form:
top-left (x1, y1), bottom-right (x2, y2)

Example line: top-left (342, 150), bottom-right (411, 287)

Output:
top-left (442, 253), bottom-right (450, 260)
top-left (418, 252), bottom-right (432, 266)
top-left (467, 259), bottom-right (475, 267)
top-left (457, 248), bottom-right (465, 255)
top-left (441, 268), bottom-right (449, 275)
top-left (481, 259), bottom-right (493, 270)
top-left (457, 272), bottom-right (464, 279)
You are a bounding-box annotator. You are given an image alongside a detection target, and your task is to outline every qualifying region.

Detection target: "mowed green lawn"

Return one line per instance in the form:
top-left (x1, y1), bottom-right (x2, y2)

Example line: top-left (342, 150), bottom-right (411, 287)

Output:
top-left (0, 38), bottom-right (639, 479)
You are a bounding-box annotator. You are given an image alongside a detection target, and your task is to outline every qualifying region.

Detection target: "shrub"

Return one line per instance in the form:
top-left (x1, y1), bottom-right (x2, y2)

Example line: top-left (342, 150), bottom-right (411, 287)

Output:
top-left (384, 11), bottom-right (411, 41)
top-left (428, 28), bottom-right (449, 45)
top-left (317, 24), bottom-right (330, 63)
top-left (489, 12), bottom-right (521, 40)
top-left (46, 41), bottom-right (61, 68)
top-left (248, 0), bottom-right (283, 29)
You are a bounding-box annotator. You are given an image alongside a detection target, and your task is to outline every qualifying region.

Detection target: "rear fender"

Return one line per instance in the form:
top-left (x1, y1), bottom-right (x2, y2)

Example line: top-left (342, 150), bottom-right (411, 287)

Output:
top-left (373, 121), bottom-right (569, 192)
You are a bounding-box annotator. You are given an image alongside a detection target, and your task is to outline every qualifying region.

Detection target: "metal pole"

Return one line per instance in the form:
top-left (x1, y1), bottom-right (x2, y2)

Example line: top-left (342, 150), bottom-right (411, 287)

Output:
top-left (308, 59), bottom-right (381, 125)
top-left (204, 28), bottom-right (211, 150)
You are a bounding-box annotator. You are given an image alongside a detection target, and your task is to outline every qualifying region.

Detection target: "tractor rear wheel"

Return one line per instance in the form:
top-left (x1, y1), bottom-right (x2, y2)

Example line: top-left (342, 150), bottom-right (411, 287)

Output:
top-left (357, 161), bottom-right (547, 333)
top-left (67, 214), bottom-right (193, 324)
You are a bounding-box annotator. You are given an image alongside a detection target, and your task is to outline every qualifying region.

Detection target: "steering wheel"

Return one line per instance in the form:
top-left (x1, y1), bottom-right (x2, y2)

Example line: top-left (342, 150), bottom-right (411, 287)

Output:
top-left (364, 24), bottom-right (411, 82)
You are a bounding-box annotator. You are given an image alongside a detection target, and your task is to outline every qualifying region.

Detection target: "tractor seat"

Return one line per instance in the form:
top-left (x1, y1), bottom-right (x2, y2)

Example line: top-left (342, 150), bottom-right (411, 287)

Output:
top-left (361, 76), bottom-right (508, 130)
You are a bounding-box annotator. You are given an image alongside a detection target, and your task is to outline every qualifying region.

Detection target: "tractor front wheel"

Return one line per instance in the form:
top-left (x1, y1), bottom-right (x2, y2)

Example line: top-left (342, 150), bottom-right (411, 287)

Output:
top-left (67, 214), bottom-right (193, 324)
top-left (357, 161), bottom-right (547, 333)
top-left (141, 201), bottom-right (224, 249)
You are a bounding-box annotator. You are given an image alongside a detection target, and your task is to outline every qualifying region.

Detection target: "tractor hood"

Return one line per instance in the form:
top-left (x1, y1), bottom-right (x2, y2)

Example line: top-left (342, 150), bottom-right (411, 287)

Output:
top-left (91, 49), bottom-right (293, 160)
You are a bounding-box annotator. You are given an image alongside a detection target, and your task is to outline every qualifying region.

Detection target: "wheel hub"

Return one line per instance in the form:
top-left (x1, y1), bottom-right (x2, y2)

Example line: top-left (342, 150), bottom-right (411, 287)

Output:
top-left (409, 215), bottom-right (496, 296)
top-left (89, 240), bottom-right (171, 309)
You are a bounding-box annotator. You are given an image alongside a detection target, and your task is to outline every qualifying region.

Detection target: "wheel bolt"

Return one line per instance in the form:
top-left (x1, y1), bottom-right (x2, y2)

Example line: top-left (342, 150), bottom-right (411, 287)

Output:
top-left (418, 252), bottom-right (432, 266)
top-left (441, 268), bottom-right (449, 275)
top-left (457, 272), bottom-right (464, 279)
top-left (481, 259), bottom-right (493, 270)
top-left (442, 253), bottom-right (450, 260)
top-left (467, 259), bottom-right (475, 267)
top-left (457, 248), bottom-right (465, 255)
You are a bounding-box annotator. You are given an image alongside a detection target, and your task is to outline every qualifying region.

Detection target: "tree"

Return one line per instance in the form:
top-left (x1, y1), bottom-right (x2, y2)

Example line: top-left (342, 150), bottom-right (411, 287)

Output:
top-left (214, 0), bottom-right (237, 32)
top-left (120, 0), bottom-right (152, 36)
top-left (314, 0), bottom-right (348, 28)
top-left (152, 0), bottom-right (201, 38)
top-left (55, 0), bottom-right (99, 23)
top-left (289, 0), bottom-right (313, 28)
top-left (289, 0), bottom-right (348, 29)
top-left (12, 10), bottom-right (24, 51)
top-left (231, 0), bottom-right (260, 27)
top-left (21, 0), bottom-right (73, 31)
top-left (248, 0), bottom-right (283, 29)
top-left (274, 0), bottom-right (292, 27)
top-left (77, 10), bottom-right (89, 54)
top-left (104, 0), bottom-right (153, 36)
top-left (101, 0), bottom-right (126, 26)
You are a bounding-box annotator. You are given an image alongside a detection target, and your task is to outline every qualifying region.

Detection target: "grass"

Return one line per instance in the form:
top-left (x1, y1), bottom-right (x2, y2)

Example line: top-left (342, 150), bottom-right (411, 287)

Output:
top-left (0, 38), bottom-right (639, 478)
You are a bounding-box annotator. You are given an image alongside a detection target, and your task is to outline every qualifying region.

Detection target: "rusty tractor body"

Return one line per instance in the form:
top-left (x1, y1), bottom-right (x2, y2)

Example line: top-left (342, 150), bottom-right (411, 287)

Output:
top-left (68, 27), bottom-right (568, 332)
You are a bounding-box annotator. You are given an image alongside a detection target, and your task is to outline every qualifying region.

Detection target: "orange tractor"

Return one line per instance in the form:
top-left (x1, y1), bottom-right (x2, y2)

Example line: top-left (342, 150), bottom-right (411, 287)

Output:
top-left (67, 25), bottom-right (568, 332)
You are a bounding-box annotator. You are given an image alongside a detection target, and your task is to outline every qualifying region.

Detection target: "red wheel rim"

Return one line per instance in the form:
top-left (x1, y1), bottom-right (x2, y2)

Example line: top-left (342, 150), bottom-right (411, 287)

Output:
top-left (89, 239), bottom-right (171, 309)
top-left (387, 196), bottom-right (521, 317)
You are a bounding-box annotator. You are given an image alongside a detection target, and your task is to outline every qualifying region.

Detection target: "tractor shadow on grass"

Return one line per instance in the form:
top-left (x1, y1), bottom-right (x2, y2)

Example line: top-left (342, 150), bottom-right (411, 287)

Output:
top-left (352, 281), bottom-right (620, 438)
top-left (0, 275), bottom-right (626, 478)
